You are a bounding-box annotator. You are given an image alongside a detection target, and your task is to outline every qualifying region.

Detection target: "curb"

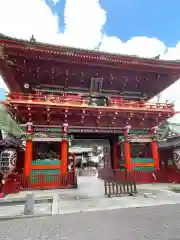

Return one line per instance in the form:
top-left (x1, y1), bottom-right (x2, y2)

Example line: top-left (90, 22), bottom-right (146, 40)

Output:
top-left (0, 196), bottom-right (53, 205)
top-left (0, 213), bottom-right (52, 221)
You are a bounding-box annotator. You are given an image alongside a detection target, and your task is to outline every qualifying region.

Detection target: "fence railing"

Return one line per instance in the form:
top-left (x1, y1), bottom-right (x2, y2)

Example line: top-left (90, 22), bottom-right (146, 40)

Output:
top-left (97, 169), bottom-right (137, 197)
top-left (0, 171), bottom-right (76, 197)
top-left (104, 178), bottom-right (137, 197)
top-left (19, 171), bottom-right (76, 189)
top-left (125, 170), bottom-right (167, 183)
top-left (0, 176), bottom-right (20, 197)
top-left (6, 92), bottom-right (174, 113)
top-left (98, 169), bottom-right (168, 183)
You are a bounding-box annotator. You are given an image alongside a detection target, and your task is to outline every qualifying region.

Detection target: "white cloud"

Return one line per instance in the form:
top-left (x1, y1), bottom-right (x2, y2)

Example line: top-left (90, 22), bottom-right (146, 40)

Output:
top-left (100, 35), bottom-right (167, 58)
top-left (0, 0), bottom-right (65, 44)
top-left (0, 0), bottom-right (180, 120)
top-left (63, 0), bottom-right (106, 49)
top-left (52, 0), bottom-right (59, 4)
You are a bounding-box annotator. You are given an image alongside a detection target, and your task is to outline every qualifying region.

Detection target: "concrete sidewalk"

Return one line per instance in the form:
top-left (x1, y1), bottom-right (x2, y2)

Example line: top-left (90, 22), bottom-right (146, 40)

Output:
top-left (0, 177), bottom-right (180, 218)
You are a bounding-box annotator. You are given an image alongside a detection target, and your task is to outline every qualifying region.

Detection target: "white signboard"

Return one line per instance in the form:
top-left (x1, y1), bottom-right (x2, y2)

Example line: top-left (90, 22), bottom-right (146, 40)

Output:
top-left (32, 137), bottom-right (62, 142)
top-left (129, 137), bottom-right (151, 143)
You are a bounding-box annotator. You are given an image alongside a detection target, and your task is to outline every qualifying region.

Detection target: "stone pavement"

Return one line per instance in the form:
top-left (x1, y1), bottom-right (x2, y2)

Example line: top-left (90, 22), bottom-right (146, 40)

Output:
top-left (2, 177), bottom-right (179, 201)
top-left (0, 202), bottom-right (52, 217)
top-left (0, 204), bottom-right (180, 239)
top-left (1, 176), bottom-right (180, 218)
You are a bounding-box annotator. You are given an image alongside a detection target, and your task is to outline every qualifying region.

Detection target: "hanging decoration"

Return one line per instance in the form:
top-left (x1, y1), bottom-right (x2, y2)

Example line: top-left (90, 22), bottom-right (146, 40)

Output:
top-left (0, 148), bottom-right (17, 177)
top-left (62, 122), bottom-right (68, 140)
top-left (123, 125), bottom-right (131, 141)
top-left (150, 126), bottom-right (158, 141)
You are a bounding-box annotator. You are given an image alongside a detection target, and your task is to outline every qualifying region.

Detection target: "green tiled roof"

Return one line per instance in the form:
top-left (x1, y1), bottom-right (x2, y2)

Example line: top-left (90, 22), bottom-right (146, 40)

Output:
top-left (156, 121), bottom-right (180, 140)
top-left (168, 123), bottom-right (180, 134)
top-left (0, 104), bottom-right (24, 137)
top-left (158, 121), bottom-right (180, 148)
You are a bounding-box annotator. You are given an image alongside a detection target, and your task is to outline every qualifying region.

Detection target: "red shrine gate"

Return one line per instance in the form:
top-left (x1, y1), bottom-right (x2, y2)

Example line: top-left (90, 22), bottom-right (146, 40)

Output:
top-left (0, 33), bottom-right (180, 193)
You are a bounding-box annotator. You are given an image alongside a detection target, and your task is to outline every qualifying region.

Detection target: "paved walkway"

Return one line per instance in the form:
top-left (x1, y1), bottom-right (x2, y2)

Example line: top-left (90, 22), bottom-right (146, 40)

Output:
top-left (0, 176), bottom-right (180, 217)
top-left (1, 176), bottom-right (104, 201)
top-left (0, 204), bottom-right (180, 239)
top-left (3, 177), bottom-right (179, 201)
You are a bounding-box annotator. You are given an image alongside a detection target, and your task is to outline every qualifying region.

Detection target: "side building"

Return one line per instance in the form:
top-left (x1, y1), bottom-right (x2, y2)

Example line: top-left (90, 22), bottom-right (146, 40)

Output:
top-left (158, 121), bottom-right (180, 182)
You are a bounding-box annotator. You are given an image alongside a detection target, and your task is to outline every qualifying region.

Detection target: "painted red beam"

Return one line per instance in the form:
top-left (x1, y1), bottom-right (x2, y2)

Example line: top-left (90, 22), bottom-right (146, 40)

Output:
top-left (32, 165), bottom-right (61, 170)
top-left (5, 50), bottom-right (157, 73)
top-left (2, 38), bottom-right (180, 72)
top-left (8, 109), bottom-right (172, 123)
top-left (7, 61), bottom-right (179, 83)
top-left (8, 92), bottom-right (174, 108)
top-left (5, 97), bottom-right (174, 115)
top-left (7, 109), bottom-right (169, 126)
top-left (8, 112), bottom-right (168, 129)
top-left (6, 102), bottom-right (173, 118)
top-left (4, 46), bottom-right (180, 74)
top-left (5, 103), bottom-right (174, 119)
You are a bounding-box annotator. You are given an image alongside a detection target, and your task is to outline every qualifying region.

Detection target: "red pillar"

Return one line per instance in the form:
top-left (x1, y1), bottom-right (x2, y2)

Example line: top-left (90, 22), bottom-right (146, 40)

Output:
top-left (151, 127), bottom-right (160, 170)
top-left (24, 122), bottom-right (33, 177)
top-left (124, 141), bottom-right (132, 171)
top-left (152, 140), bottom-right (160, 170)
top-left (61, 140), bottom-right (68, 174)
top-left (123, 127), bottom-right (132, 171)
top-left (61, 123), bottom-right (68, 175)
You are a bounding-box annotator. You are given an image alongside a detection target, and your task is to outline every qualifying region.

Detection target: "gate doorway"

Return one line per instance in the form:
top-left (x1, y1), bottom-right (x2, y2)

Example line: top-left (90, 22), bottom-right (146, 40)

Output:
top-left (70, 132), bottom-right (118, 172)
top-left (69, 138), bottom-right (112, 197)
top-left (70, 138), bottom-right (111, 174)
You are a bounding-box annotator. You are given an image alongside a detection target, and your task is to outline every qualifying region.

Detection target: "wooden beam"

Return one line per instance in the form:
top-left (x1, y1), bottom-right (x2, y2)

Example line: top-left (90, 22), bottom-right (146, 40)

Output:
top-left (5, 99), bottom-right (174, 114)
top-left (4, 48), bottom-right (179, 74)
top-left (32, 165), bottom-right (61, 170)
top-left (3, 41), bottom-right (180, 72)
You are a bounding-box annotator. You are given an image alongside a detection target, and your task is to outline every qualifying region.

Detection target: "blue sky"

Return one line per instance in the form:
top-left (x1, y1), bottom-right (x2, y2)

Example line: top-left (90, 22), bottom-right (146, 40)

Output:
top-left (44, 0), bottom-right (180, 47)
top-left (0, 89), bottom-right (5, 101)
top-left (101, 0), bottom-right (180, 47)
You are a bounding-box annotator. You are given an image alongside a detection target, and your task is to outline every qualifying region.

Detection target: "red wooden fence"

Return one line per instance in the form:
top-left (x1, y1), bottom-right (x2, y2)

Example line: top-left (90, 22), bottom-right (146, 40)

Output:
top-left (0, 171), bottom-right (76, 197)
top-left (98, 169), bottom-right (168, 183)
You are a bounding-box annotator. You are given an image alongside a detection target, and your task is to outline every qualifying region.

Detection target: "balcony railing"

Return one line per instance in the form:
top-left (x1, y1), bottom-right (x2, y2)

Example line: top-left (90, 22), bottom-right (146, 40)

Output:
top-left (5, 92), bottom-right (174, 113)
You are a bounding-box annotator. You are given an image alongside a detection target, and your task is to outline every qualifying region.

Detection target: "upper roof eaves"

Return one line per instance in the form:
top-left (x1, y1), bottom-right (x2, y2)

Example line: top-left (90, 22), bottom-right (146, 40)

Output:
top-left (1, 33), bottom-right (180, 68)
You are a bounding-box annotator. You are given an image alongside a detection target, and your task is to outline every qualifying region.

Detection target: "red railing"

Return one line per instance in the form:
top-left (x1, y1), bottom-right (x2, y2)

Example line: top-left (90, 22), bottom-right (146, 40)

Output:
top-left (0, 177), bottom-right (20, 198)
top-left (5, 92), bottom-right (174, 113)
top-left (0, 171), bottom-right (76, 197)
top-left (165, 169), bottom-right (180, 183)
top-left (20, 171), bottom-right (76, 189)
top-left (98, 169), bottom-right (168, 183)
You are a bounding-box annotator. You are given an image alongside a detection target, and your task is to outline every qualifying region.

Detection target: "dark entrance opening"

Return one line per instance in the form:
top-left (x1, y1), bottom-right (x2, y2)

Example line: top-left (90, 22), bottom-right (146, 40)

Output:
top-left (70, 133), bottom-right (119, 169)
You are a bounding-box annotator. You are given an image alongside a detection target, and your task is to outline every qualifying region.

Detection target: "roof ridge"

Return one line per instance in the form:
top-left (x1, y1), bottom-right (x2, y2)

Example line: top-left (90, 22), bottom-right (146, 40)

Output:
top-left (1, 32), bottom-right (180, 64)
